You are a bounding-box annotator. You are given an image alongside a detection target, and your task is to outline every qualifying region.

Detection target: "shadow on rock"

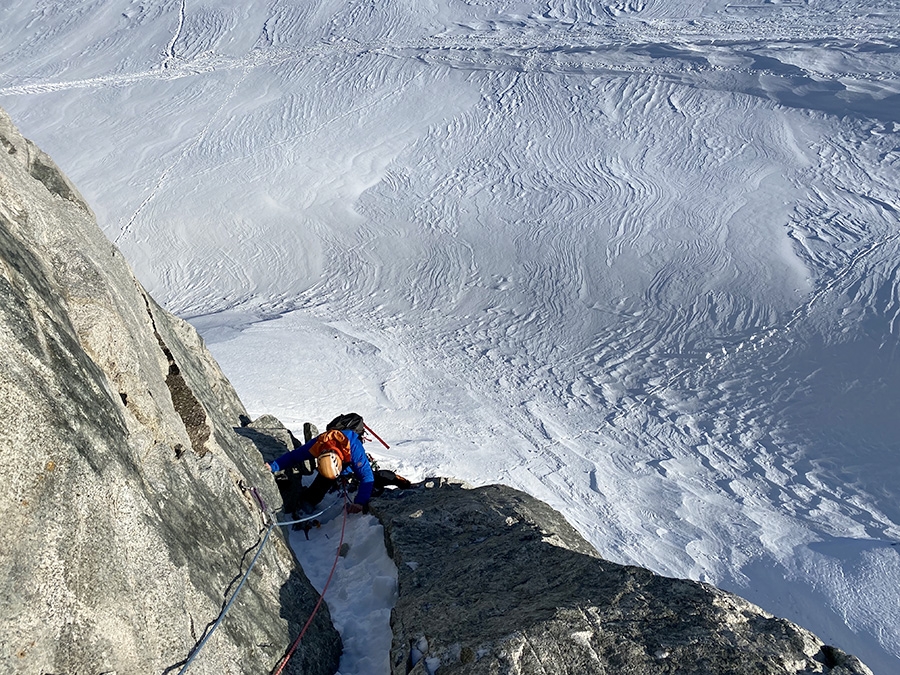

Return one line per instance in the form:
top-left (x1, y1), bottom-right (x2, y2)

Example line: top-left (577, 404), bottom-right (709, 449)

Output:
top-left (374, 480), bottom-right (872, 675)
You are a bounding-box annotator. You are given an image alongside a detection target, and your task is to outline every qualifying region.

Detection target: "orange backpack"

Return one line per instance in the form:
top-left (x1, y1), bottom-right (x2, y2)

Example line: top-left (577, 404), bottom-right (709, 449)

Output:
top-left (309, 429), bottom-right (352, 464)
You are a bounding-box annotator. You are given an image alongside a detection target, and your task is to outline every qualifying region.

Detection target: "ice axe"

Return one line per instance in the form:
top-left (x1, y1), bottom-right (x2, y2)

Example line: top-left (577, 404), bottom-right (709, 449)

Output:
top-left (363, 423), bottom-right (390, 449)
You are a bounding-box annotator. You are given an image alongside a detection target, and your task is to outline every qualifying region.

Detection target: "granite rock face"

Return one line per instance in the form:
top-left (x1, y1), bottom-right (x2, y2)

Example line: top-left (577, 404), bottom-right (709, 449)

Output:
top-left (374, 480), bottom-right (873, 675)
top-left (0, 107), bottom-right (340, 674)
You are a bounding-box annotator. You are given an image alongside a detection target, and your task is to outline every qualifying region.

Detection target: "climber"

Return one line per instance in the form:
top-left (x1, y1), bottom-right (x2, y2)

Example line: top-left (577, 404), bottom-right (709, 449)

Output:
top-left (267, 413), bottom-right (374, 514)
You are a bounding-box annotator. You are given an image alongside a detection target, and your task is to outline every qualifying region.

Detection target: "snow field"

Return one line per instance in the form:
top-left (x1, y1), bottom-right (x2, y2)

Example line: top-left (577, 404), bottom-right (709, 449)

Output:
top-left (2, 0), bottom-right (900, 672)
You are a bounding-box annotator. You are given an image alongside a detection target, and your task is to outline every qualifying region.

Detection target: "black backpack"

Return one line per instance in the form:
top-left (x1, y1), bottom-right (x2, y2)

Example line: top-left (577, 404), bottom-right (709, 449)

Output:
top-left (326, 412), bottom-right (365, 436)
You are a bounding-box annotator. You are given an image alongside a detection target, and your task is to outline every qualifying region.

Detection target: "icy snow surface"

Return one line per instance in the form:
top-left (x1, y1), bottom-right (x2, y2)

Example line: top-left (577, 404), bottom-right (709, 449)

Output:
top-left (2, 0), bottom-right (900, 672)
top-left (289, 495), bottom-right (398, 675)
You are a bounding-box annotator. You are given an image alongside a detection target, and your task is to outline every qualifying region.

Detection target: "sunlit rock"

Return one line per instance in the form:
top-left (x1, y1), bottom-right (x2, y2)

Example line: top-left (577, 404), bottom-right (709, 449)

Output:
top-left (0, 106), bottom-right (340, 675)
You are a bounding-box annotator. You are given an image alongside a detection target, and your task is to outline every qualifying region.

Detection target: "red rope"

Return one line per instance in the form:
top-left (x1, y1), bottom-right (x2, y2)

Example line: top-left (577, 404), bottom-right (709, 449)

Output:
top-left (273, 496), bottom-right (349, 675)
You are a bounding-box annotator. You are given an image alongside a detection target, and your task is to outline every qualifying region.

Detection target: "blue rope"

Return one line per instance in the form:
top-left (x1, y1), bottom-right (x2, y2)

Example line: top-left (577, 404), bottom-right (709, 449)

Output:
top-left (175, 490), bottom-right (341, 672)
top-left (177, 521), bottom-right (275, 675)
top-left (274, 506), bottom-right (335, 526)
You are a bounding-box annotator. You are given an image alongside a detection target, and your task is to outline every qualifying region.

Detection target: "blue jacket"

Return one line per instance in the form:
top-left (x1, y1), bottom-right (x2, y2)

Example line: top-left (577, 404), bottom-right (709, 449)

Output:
top-left (270, 429), bottom-right (375, 505)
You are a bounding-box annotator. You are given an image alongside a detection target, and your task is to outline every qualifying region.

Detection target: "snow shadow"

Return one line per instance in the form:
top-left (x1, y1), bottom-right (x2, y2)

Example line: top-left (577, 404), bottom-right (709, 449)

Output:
top-left (624, 41), bottom-right (900, 124)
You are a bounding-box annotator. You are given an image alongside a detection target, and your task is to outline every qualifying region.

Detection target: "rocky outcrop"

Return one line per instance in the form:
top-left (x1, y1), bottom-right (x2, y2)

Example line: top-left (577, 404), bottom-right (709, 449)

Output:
top-left (0, 107), bottom-right (340, 674)
top-left (374, 480), bottom-right (872, 675)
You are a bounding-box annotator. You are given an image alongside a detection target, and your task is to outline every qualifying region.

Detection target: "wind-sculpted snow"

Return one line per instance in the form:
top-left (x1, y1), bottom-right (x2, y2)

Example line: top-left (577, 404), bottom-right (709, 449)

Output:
top-left (2, 0), bottom-right (899, 672)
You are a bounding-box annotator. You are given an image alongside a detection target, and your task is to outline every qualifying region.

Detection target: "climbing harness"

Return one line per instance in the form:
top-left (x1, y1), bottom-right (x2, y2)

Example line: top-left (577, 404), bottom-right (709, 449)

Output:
top-left (272, 490), bottom-right (350, 675)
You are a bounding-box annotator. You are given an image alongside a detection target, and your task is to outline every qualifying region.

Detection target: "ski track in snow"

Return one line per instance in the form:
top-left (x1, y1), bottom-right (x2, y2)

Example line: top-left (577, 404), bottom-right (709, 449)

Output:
top-left (2, 0), bottom-right (900, 672)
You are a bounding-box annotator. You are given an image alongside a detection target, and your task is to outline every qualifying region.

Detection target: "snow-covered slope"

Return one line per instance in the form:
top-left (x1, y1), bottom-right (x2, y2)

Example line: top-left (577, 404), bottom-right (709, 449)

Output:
top-left (2, 0), bottom-right (898, 672)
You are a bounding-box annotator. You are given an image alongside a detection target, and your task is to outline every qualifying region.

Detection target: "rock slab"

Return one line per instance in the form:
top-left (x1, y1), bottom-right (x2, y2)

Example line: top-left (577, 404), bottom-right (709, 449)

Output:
top-left (375, 480), bottom-right (872, 675)
top-left (0, 106), bottom-right (340, 674)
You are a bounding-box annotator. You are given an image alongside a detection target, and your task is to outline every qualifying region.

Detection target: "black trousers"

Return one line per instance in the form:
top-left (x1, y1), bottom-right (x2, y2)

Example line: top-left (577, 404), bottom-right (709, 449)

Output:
top-left (299, 472), bottom-right (336, 508)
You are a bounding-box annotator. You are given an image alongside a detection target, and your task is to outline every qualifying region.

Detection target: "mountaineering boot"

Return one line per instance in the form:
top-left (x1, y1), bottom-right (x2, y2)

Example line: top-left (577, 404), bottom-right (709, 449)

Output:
top-left (298, 520), bottom-right (321, 538)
